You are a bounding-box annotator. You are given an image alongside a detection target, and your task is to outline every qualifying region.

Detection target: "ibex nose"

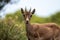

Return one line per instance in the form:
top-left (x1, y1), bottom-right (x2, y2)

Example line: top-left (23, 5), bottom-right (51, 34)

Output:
top-left (26, 17), bottom-right (29, 24)
top-left (26, 17), bottom-right (29, 21)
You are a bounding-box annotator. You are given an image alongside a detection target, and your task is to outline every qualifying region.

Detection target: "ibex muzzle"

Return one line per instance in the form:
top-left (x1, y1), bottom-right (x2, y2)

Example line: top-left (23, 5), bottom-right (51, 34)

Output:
top-left (26, 17), bottom-right (29, 24)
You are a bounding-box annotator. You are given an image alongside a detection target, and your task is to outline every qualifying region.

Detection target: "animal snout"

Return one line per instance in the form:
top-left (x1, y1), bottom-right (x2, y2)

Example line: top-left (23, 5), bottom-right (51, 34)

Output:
top-left (26, 18), bottom-right (29, 24)
top-left (26, 17), bottom-right (29, 21)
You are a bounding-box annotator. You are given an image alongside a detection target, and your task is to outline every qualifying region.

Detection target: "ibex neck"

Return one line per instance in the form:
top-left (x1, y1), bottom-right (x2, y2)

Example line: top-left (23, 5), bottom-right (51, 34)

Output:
top-left (25, 22), bottom-right (31, 31)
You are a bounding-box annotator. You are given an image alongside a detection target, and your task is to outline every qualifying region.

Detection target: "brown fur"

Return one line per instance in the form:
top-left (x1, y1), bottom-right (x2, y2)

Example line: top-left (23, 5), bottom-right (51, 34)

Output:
top-left (26, 23), bottom-right (60, 40)
top-left (21, 8), bottom-right (60, 40)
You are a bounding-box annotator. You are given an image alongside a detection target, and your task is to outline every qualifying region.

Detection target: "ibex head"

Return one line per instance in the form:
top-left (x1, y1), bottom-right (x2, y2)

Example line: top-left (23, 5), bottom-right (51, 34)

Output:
top-left (21, 8), bottom-right (35, 24)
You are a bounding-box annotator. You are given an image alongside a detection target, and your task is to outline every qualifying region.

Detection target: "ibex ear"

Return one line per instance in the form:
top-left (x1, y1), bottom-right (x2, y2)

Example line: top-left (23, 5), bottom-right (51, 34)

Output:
top-left (21, 8), bottom-right (24, 13)
top-left (32, 9), bottom-right (35, 14)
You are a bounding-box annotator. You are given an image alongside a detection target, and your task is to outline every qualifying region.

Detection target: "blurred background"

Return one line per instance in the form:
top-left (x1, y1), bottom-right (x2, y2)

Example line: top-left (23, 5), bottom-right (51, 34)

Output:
top-left (0, 0), bottom-right (60, 40)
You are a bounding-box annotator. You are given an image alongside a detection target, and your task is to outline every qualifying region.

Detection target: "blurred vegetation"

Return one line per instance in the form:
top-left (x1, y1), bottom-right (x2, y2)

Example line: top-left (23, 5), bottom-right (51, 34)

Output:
top-left (0, 10), bottom-right (60, 40)
top-left (45, 12), bottom-right (60, 24)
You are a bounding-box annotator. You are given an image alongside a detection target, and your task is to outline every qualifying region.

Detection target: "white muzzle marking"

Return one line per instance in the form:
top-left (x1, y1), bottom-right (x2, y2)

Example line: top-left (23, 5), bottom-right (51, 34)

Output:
top-left (26, 17), bottom-right (29, 21)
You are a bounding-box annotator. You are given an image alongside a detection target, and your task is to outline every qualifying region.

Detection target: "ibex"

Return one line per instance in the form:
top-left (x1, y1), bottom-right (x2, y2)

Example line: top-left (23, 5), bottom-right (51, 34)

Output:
top-left (21, 8), bottom-right (60, 40)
